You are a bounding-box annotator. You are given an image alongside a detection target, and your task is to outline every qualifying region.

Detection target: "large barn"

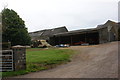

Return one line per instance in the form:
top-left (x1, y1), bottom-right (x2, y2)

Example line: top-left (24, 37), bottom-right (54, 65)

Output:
top-left (29, 26), bottom-right (68, 42)
top-left (49, 20), bottom-right (119, 46)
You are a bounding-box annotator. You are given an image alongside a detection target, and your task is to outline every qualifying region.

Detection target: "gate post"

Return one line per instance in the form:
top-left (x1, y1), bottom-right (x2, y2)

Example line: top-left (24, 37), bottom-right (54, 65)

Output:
top-left (12, 45), bottom-right (26, 71)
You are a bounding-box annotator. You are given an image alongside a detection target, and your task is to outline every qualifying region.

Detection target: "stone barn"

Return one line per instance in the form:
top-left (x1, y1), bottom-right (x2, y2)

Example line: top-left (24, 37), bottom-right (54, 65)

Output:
top-left (98, 20), bottom-right (118, 43)
top-left (29, 26), bottom-right (68, 42)
top-left (49, 20), bottom-right (119, 46)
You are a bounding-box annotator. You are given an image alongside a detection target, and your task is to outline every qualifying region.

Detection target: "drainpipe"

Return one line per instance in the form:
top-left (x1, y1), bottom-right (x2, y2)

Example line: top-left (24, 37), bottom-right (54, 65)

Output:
top-left (108, 26), bottom-right (112, 42)
top-left (108, 31), bottom-right (111, 42)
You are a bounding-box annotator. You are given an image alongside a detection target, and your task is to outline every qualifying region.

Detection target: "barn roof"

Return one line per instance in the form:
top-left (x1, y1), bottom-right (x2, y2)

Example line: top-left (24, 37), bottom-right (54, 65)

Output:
top-left (97, 20), bottom-right (117, 29)
top-left (29, 26), bottom-right (68, 40)
top-left (53, 28), bottom-right (98, 36)
top-left (53, 20), bottom-right (118, 37)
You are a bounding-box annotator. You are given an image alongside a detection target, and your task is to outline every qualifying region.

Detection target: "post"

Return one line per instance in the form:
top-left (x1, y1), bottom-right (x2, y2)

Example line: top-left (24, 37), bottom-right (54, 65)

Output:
top-left (85, 32), bottom-right (87, 43)
top-left (12, 45), bottom-right (26, 71)
top-left (58, 37), bottom-right (60, 45)
top-left (70, 36), bottom-right (73, 45)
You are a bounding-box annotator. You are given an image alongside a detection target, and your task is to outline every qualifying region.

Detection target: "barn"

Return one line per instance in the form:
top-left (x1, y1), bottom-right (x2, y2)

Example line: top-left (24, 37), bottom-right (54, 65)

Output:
top-left (29, 26), bottom-right (68, 42)
top-left (49, 20), bottom-right (119, 46)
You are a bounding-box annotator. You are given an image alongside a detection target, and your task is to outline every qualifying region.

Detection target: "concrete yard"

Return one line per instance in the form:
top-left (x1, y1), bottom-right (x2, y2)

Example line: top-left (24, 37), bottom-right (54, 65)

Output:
top-left (14, 41), bottom-right (118, 78)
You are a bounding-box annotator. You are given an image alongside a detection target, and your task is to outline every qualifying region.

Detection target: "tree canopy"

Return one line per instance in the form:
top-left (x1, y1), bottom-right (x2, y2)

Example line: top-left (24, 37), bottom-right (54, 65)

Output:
top-left (2, 8), bottom-right (31, 46)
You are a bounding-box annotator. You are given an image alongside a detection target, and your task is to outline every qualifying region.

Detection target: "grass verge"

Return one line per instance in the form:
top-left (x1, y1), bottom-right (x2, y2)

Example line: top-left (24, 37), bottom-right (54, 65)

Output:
top-left (2, 48), bottom-right (74, 77)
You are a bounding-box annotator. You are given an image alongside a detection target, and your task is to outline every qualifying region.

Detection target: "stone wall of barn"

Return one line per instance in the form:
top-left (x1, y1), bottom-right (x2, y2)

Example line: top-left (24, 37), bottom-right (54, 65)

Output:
top-left (99, 26), bottom-right (117, 44)
top-left (99, 28), bottom-right (109, 44)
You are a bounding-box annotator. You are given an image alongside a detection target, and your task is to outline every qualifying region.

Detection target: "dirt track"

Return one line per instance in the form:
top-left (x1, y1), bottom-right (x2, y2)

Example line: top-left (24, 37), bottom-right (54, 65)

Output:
top-left (14, 41), bottom-right (118, 78)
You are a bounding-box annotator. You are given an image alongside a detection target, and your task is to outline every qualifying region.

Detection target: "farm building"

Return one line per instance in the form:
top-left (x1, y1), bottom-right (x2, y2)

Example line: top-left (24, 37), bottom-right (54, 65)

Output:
top-left (29, 26), bottom-right (68, 42)
top-left (49, 20), bottom-right (119, 46)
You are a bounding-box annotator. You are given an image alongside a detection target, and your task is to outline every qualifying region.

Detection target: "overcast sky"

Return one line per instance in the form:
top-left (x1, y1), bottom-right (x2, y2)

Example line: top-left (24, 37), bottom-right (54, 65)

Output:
top-left (0, 0), bottom-right (119, 32)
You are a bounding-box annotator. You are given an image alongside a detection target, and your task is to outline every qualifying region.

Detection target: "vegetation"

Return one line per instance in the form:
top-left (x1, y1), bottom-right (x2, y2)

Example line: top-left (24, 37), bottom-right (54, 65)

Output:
top-left (2, 8), bottom-right (31, 46)
top-left (2, 48), bottom-right (74, 77)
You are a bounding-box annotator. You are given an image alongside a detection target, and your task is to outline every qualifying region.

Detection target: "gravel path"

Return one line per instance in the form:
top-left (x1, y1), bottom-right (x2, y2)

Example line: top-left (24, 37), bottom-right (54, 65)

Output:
top-left (14, 41), bottom-right (118, 78)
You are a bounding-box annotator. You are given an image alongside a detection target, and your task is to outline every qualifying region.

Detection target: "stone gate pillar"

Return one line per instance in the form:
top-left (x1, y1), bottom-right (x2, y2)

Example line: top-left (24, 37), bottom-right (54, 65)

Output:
top-left (12, 45), bottom-right (26, 71)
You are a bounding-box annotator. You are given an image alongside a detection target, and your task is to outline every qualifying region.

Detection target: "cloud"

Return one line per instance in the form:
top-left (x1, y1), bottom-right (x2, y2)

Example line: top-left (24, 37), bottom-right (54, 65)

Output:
top-left (0, 0), bottom-right (119, 32)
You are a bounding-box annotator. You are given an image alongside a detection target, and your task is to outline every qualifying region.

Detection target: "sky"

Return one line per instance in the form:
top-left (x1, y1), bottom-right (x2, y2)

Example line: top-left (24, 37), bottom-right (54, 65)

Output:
top-left (0, 0), bottom-right (119, 32)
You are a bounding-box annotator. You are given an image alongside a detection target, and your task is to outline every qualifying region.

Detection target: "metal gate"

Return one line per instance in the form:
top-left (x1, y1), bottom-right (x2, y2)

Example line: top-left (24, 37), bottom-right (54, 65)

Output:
top-left (0, 50), bottom-right (14, 71)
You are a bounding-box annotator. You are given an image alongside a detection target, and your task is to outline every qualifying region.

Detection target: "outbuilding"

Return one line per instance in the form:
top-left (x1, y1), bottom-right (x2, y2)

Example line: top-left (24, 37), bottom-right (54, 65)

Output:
top-left (49, 20), bottom-right (119, 46)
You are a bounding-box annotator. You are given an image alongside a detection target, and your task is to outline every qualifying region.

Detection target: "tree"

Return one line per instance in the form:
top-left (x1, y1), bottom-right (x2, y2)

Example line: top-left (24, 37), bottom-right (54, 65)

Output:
top-left (0, 13), bottom-right (2, 42)
top-left (2, 8), bottom-right (31, 46)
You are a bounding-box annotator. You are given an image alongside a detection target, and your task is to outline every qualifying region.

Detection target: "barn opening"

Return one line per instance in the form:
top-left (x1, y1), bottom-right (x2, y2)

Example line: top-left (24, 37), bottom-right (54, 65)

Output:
top-left (50, 30), bottom-right (99, 46)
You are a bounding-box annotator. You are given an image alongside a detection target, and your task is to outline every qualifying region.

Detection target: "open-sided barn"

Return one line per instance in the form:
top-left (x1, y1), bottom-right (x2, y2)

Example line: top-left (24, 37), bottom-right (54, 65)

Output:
top-left (49, 20), bottom-right (119, 46)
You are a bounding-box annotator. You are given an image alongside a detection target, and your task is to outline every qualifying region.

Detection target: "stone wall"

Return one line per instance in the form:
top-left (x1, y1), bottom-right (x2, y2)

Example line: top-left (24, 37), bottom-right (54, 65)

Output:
top-left (99, 28), bottom-right (109, 44)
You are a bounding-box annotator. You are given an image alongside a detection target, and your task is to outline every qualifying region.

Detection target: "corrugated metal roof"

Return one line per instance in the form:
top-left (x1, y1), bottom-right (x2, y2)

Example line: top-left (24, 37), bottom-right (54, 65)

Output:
top-left (53, 28), bottom-right (98, 36)
top-left (29, 26), bottom-right (68, 40)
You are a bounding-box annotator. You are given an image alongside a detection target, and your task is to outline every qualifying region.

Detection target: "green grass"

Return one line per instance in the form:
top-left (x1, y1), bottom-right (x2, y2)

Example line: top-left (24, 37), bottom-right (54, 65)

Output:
top-left (2, 48), bottom-right (74, 77)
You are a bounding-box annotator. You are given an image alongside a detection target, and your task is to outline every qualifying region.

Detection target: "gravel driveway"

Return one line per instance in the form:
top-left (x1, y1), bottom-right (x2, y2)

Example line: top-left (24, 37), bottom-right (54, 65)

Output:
top-left (14, 41), bottom-right (118, 78)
